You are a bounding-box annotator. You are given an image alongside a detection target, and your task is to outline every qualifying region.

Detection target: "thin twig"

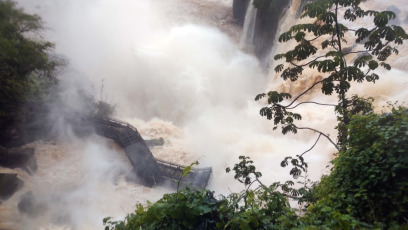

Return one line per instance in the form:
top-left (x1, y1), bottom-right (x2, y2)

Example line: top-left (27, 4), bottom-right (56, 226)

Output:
top-left (287, 101), bottom-right (337, 109)
top-left (295, 125), bottom-right (339, 150)
top-left (285, 80), bottom-right (324, 108)
top-left (290, 55), bottom-right (326, 67)
top-left (306, 34), bottom-right (324, 42)
top-left (300, 134), bottom-right (322, 157)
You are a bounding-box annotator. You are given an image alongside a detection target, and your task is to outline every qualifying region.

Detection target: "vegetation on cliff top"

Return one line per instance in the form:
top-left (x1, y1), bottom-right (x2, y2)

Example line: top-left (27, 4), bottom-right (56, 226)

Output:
top-left (0, 0), bottom-right (60, 145)
top-left (0, 0), bottom-right (116, 146)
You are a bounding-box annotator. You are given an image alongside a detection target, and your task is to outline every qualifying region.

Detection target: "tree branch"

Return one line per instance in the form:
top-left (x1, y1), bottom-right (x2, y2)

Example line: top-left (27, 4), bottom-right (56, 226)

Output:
top-left (290, 55), bottom-right (326, 67)
top-left (300, 134), bottom-right (322, 157)
top-left (345, 50), bottom-right (371, 55)
top-left (334, 3), bottom-right (343, 52)
top-left (306, 34), bottom-right (324, 42)
top-left (287, 101), bottom-right (337, 110)
top-left (285, 80), bottom-right (324, 108)
top-left (294, 125), bottom-right (339, 150)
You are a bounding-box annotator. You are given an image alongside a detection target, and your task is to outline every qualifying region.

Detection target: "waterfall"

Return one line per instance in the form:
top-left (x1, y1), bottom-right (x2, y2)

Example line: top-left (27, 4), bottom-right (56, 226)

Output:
top-left (239, 0), bottom-right (257, 51)
top-left (265, 0), bottom-right (300, 69)
top-left (1, 0), bottom-right (407, 229)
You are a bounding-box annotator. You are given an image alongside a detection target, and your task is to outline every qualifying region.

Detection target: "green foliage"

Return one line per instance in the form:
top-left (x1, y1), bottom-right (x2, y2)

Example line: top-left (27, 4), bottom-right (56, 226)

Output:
top-left (0, 0), bottom-right (60, 144)
top-left (104, 157), bottom-right (300, 230)
top-left (84, 96), bottom-right (116, 118)
top-left (226, 156), bottom-right (262, 186)
top-left (310, 106), bottom-right (408, 227)
top-left (256, 0), bottom-right (408, 149)
top-left (104, 188), bottom-right (219, 230)
top-left (104, 157), bottom-right (314, 230)
top-left (176, 161), bottom-right (199, 191)
top-left (280, 155), bottom-right (308, 179)
top-left (81, 80), bottom-right (116, 118)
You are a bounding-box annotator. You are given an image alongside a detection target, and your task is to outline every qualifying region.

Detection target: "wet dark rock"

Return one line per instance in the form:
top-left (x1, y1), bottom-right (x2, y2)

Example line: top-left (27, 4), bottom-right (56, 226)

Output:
top-left (0, 173), bottom-right (24, 201)
top-left (18, 191), bottom-right (41, 217)
top-left (233, 0), bottom-right (250, 26)
top-left (0, 146), bottom-right (7, 165)
top-left (0, 147), bottom-right (37, 175)
top-left (296, 0), bottom-right (315, 18)
top-left (233, 0), bottom-right (291, 68)
top-left (252, 0), bottom-right (291, 67)
top-left (145, 137), bottom-right (165, 147)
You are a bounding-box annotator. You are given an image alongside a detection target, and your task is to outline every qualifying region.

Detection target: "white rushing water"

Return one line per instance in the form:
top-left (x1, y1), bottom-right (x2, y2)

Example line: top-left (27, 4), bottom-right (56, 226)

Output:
top-left (239, 0), bottom-right (257, 51)
top-left (1, 0), bottom-right (407, 229)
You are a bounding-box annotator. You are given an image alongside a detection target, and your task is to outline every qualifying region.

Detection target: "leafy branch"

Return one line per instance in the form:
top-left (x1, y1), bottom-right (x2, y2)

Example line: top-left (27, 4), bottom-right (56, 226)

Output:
top-left (255, 0), bottom-right (407, 169)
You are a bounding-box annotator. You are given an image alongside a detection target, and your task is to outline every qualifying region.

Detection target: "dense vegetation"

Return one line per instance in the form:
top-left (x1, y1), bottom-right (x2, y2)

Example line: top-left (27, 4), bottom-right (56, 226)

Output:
top-left (104, 0), bottom-right (408, 229)
top-left (0, 0), bottom-right (59, 146)
top-left (311, 107), bottom-right (408, 227)
top-left (0, 0), bottom-right (116, 146)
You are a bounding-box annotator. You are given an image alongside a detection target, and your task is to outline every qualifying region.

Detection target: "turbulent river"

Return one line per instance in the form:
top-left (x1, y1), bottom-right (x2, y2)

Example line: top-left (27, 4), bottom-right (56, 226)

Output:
top-left (1, 0), bottom-right (407, 229)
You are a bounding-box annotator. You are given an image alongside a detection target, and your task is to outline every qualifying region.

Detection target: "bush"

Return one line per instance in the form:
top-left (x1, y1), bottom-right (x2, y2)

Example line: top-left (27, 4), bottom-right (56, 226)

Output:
top-left (310, 106), bottom-right (408, 227)
top-left (0, 0), bottom-right (60, 145)
top-left (103, 188), bottom-right (219, 230)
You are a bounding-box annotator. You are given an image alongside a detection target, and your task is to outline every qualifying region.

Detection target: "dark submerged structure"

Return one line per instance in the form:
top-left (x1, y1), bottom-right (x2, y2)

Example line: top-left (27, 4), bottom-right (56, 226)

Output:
top-left (85, 116), bottom-right (212, 188)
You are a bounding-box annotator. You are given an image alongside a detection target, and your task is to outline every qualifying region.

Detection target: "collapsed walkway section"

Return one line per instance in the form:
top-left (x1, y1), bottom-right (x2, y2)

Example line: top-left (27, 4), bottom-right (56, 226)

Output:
top-left (86, 117), bottom-right (212, 188)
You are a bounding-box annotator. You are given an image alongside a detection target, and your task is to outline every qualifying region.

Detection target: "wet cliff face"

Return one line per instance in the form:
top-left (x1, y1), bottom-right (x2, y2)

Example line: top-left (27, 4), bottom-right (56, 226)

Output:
top-left (296, 0), bottom-right (313, 17)
top-left (233, 0), bottom-right (291, 68)
top-left (233, 0), bottom-right (315, 68)
top-left (252, 0), bottom-right (291, 67)
top-left (233, 0), bottom-right (250, 26)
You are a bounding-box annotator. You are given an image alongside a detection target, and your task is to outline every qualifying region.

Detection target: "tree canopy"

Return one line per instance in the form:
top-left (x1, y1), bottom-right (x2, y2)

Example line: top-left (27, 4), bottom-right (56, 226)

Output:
top-left (0, 0), bottom-right (59, 145)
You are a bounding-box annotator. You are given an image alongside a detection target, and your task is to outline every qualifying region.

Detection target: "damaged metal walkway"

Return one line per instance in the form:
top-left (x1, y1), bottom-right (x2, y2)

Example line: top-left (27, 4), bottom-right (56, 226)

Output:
top-left (86, 117), bottom-right (212, 188)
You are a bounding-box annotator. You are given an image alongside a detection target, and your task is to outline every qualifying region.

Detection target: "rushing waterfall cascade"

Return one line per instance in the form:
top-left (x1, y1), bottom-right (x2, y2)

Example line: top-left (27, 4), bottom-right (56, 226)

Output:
top-left (239, 0), bottom-right (257, 51)
top-left (0, 0), bottom-right (407, 229)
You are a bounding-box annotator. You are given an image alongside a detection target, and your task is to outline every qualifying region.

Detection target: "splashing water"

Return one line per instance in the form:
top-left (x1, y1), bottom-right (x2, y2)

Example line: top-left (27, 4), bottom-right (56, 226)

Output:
top-left (240, 0), bottom-right (257, 51)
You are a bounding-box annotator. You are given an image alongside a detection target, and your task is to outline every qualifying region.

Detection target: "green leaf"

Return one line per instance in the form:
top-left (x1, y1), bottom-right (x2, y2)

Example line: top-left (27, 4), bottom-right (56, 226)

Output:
top-left (354, 55), bottom-right (372, 68)
top-left (255, 93), bottom-right (266, 101)
top-left (374, 11), bottom-right (396, 27)
top-left (368, 60), bottom-right (378, 70)
top-left (380, 62), bottom-right (391, 70)
top-left (321, 206), bottom-right (332, 212)
top-left (274, 64), bottom-right (284, 73)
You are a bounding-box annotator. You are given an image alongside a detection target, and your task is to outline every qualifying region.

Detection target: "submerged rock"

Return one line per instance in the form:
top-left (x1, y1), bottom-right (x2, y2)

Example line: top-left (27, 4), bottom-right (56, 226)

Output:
top-left (145, 137), bottom-right (165, 147)
top-left (0, 146), bottom-right (37, 174)
top-left (0, 173), bottom-right (24, 201)
top-left (18, 191), bottom-right (43, 217)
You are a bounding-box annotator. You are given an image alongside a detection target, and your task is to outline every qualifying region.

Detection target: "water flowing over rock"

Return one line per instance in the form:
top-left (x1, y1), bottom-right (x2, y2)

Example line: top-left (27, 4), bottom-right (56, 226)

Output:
top-left (233, 0), bottom-right (250, 26)
top-left (234, 0), bottom-right (292, 68)
top-left (240, 0), bottom-right (257, 51)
